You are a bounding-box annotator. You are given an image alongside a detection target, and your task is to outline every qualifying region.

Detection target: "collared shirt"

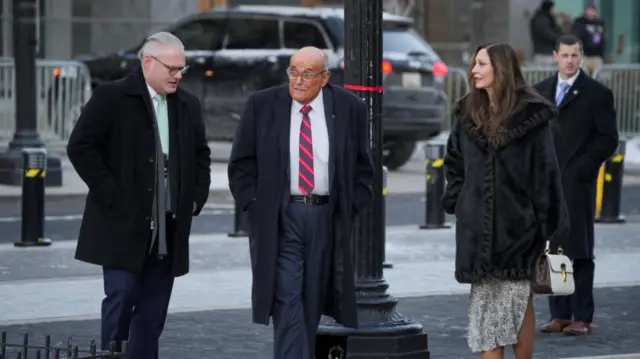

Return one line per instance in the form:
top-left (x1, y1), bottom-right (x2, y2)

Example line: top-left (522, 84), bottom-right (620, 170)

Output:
top-left (147, 84), bottom-right (169, 154)
top-left (556, 70), bottom-right (580, 99)
top-left (289, 91), bottom-right (330, 196)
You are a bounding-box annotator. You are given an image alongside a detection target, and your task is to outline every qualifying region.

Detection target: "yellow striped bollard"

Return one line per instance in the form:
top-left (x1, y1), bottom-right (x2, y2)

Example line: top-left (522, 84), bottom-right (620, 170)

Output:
top-left (420, 141), bottom-right (451, 229)
top-left (595, 140), bottom-right (626, 223)
top-left (15, 148), bottom-right (51, 247)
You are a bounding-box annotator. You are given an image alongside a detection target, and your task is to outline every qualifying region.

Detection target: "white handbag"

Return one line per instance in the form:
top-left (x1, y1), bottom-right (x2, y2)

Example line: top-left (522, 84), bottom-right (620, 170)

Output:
top-left (531, 240), bottom-right (575, 296)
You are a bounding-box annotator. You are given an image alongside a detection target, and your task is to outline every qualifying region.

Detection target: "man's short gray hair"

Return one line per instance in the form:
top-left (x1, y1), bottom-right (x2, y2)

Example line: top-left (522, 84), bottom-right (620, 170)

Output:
top-left (138, 32), bottom-right (185, 60)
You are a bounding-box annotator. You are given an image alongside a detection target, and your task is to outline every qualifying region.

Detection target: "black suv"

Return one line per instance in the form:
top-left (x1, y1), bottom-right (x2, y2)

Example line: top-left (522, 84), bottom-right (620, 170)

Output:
top-left (78, 5), bottom-right (449, 170)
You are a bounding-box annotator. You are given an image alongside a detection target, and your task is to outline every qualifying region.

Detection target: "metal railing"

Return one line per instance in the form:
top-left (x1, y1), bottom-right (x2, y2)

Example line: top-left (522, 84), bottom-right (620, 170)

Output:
top-left (0, 62), bottom-right (638, 144)
top-left (441, 67), bottom-right (469, 131)
top-left (592, 64), bottom-right (640, 136)
top-left (0, 59), bottom-right (92, 148)
top-left (0, 332), bottom-right (126, 359)
top-left (441, 64), bottom-right (640, 136)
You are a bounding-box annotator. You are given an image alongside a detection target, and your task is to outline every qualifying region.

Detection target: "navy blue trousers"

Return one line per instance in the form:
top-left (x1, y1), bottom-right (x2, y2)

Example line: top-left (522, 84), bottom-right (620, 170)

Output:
top-left (272, 202), bottom-right (333, 359)
top-left (101, 228), bottom-right (174, 358)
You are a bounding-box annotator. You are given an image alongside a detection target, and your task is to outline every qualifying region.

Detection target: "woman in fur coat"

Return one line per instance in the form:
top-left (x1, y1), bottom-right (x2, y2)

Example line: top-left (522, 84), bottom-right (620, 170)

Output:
top-left (441, 42), bottom-right (570, 358)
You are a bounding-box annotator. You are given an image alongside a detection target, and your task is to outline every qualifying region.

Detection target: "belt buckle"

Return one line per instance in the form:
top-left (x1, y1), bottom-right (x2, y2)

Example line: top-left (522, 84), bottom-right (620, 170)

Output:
top-left (303, 195), bottom-right (310, 204)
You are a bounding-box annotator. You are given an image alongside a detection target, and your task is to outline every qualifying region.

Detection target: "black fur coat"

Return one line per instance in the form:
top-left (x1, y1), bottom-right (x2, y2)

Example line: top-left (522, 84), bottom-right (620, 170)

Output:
top-left (442, 96), bottom-right (570, 284)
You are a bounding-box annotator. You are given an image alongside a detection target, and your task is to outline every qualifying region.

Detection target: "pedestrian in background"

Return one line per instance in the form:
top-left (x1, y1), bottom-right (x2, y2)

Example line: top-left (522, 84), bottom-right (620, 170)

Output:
top-left (530, 0), bottom-right (564, 66)
top-left (442, 42), bottom-right (570, 358)
top-left (535, 34), bottom-right (618, 336)
top-left (571, 3), bottom-right (607, 74)
top-left (67, 32), bottom-right (212, 358)
top-left (227, 46), bottom-right (373, 359)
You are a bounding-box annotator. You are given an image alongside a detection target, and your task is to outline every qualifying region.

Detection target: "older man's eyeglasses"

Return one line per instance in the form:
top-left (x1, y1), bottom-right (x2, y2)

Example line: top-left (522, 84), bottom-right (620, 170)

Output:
top-left (286, 68), bottom-right (327, 81)
top-left (151, 55), bottom-right (189, 76)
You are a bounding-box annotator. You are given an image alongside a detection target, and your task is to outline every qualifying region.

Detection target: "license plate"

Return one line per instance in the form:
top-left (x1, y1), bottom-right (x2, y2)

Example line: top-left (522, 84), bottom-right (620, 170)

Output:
top-left (401, 72), bottom-right (421, 89)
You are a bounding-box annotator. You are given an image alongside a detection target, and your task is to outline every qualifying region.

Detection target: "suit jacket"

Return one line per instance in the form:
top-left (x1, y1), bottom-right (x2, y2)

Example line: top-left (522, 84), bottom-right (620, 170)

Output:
top-left (67, 68), bottom-right (211, 277)
top-left (227, 84), bottom-right (374, 328)
top-left (534, 70), bottom-right (618, 258)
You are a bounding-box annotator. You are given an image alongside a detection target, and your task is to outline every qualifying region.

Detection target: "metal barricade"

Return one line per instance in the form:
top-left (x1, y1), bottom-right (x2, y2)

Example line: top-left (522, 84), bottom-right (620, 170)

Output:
top-left (442, 67), bottom-right (469, 130)
top-left (521, 66), bottom-right (557, 86)
top-left (592, 64), bottom-right (640, 136)
top-left (441, 66), bottom-right (556, 131)
top-left (437, 64), bottom-right (640, 138)
top-left (0, 59), bottom-right (92, 148)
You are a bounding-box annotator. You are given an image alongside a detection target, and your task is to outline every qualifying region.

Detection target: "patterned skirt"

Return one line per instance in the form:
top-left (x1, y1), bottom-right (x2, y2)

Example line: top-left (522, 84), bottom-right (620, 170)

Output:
top-left (467, 278), bottom-right (531, 353)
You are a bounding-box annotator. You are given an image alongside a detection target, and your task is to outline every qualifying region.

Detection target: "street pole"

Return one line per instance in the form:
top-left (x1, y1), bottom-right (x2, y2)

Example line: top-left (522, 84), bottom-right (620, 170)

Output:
top-left (316, 0), bottom-right (429, 357)
top-left (0, 0), bottom-right (62, 186)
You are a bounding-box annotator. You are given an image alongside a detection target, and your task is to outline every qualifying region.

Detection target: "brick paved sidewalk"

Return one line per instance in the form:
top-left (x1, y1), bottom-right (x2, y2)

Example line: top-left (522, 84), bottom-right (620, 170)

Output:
top-left (0, 286), bottom-right (638, 359)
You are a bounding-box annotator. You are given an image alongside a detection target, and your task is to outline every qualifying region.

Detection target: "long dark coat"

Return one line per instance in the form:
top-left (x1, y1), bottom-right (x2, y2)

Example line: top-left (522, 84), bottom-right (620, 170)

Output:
top-left (227, 84), bottom-right (374, 328)
top-left (535, 70), bottom-right (619, 259)
top-left (442, 94), bottom-right (570, 283)
top-left (67, 68), bottom-right (212, 277)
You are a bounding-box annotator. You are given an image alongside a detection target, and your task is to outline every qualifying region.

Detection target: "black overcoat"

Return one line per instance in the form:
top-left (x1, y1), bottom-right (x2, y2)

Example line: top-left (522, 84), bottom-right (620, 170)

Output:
top-left (442, 96), bottom-right (571, 284)
top-left (67, 68), bottom-right (212, 277)
top-left (227, 84), bottom-right (374, 328)
top-left (535, 70), bottom-right (619, 259)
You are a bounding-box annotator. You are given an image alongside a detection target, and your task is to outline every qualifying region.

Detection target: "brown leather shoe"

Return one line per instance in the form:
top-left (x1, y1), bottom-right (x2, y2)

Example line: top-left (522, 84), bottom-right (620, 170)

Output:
top-left (540, 318), bottom-right (572, 333)
top-left (563, 321), bottom-right (592, 335)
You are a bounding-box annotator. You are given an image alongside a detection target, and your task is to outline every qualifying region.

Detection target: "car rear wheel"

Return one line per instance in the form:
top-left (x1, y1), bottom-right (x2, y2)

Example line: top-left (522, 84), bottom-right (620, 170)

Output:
top-left (384, 140), bottom-right (416, 171)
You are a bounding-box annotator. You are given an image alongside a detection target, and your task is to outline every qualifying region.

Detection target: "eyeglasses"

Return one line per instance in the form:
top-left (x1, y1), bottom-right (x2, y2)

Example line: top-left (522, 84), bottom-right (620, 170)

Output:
top-left (151, 55), bottom-right (189, 76)
top-left (286, 68), bottom-right (327, 81)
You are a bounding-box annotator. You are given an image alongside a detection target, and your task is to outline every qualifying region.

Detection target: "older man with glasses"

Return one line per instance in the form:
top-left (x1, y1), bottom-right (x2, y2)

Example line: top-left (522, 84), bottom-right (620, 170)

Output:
top-left (67, 32), bottom-right (211, 358)
top-left (228, 46), bottom-right (373, 359)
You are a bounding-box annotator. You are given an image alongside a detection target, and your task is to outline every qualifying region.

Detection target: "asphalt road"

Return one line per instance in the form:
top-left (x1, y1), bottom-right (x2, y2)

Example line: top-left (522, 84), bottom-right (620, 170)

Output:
top-left (0, 286), bottom-right (638, 359)
top-left (2, 186), bottom-right (640, 244)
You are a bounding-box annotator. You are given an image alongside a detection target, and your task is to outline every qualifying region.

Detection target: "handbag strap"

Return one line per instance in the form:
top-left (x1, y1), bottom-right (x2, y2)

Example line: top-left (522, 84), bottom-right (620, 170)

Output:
top-left (544, 240), bottom-right (564, 255)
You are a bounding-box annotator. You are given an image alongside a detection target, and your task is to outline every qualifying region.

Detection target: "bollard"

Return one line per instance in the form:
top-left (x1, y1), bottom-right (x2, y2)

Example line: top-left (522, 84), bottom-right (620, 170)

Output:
top-left (420, 141), bottom-right (451, 229)
top-left (227, 201), bottom-right (250, 238)
top-left (596, 139), bottom-right (626, 223)
top-left (15, 148), bottom-right (51, 247)
top-left (382, 166), bottom-right (392, 269)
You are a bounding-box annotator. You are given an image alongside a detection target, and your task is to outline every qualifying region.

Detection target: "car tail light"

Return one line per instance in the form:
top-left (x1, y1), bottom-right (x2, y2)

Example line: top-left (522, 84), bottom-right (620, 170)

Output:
top-left (432, 62), bottom-right (448, 77)
top-left (382, 60), bottom-right (393, 74)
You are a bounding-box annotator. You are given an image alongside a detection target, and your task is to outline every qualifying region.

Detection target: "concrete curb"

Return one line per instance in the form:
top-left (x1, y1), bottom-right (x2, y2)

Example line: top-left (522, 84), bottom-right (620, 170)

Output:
top-left (0, 188), bottom-right (233, 204)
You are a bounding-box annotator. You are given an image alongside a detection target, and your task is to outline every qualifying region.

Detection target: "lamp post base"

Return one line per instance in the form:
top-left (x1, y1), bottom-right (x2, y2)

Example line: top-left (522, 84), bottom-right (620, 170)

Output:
top-left (316, 280), bottom-right (429, 359)
top-left (316, 320), bottom-right (429, 359)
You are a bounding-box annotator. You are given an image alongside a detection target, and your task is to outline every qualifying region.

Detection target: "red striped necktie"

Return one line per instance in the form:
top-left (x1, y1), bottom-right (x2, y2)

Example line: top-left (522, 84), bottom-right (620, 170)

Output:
top-left (298, 105), bottom-right (315, 195)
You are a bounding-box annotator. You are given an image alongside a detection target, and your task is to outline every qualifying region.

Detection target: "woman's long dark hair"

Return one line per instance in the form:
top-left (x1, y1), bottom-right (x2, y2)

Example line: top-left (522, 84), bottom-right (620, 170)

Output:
top-left (463, 42), bottom-right (550, 136)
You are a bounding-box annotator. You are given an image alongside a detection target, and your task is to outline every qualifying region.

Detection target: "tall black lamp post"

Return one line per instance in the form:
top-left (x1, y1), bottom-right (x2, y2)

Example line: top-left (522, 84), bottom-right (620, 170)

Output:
top-left (316, 0), bottom-right (430, 357)
top-left (0, 0), bottom-right (62, 186)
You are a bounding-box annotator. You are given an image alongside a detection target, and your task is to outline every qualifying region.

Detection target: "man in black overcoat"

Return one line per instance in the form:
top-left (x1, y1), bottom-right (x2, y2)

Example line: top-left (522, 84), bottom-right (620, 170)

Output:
top-left (535, 34), bottom-right (618, 335)
top-left (227, 46), bottom-right (374, 359)
top-left (67, 32), bottom-right (211, 358)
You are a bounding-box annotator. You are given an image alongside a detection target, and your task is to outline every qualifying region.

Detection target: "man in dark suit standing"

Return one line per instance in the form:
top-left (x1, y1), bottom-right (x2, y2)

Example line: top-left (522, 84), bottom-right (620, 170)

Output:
top-left (228, 46), bottom-right (373, 359)
top-left (67, 32), bottom-right (211, 358)
top-left (535, 34), bottom-right (618, 335)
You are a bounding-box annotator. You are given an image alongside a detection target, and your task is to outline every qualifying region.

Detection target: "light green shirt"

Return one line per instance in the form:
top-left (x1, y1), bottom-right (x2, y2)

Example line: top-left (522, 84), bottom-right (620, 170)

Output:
top-left (148, 85), bottom-right (169, 154)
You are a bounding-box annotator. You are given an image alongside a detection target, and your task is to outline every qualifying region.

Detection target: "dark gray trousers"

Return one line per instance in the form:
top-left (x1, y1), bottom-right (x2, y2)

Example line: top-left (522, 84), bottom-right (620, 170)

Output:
top-left (272, 202), bottom-right (333, 359)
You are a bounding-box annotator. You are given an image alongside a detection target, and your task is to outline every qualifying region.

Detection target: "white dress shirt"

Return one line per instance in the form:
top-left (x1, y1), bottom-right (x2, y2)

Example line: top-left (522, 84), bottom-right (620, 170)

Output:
top-left (289, 92), bottom-right (330, 196)
top-left (556, 70), bottom-right (580, 99)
